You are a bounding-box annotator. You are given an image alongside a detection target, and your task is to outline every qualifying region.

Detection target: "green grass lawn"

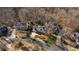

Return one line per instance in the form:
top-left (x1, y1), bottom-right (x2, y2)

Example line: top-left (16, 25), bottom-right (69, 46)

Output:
top-left (47, 36), bottom-right (57, 46)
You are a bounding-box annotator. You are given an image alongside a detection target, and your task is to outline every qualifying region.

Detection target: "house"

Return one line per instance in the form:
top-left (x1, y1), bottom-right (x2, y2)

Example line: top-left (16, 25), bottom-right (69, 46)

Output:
top-left (30, 32), bottom-right (48, 48)
top-left (30, 32), bottom-right (48, 41)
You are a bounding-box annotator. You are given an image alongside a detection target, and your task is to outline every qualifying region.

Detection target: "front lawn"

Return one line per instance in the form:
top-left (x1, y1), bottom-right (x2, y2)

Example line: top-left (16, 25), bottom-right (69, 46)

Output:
top-left (47, 36), bottom-right (57, 46)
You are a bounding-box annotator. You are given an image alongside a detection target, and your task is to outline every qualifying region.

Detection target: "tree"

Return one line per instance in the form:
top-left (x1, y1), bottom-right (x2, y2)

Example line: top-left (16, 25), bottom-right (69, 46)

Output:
top-left (75, 25), bottom-right (79, 33)
top-left (15, 42), bottom-right (24, 48)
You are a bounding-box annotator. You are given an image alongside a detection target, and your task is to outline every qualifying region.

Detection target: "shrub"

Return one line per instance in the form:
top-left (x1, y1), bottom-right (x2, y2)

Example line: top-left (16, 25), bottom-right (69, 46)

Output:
top-left (47, 36), bottom-right (57, 46)
top-left (15, 42), bottom-right (24, 48)
top-left (76, 29), bottom-right (79, 33)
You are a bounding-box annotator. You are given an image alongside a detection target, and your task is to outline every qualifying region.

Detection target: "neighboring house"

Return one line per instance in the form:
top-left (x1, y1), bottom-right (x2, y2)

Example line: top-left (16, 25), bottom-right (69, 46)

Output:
top-left (16, 22), bottom-right (29, 31)
top-left (33, 25), bottom-right (45, 35)
top-left (16, 22), bottom-right (33, 31)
